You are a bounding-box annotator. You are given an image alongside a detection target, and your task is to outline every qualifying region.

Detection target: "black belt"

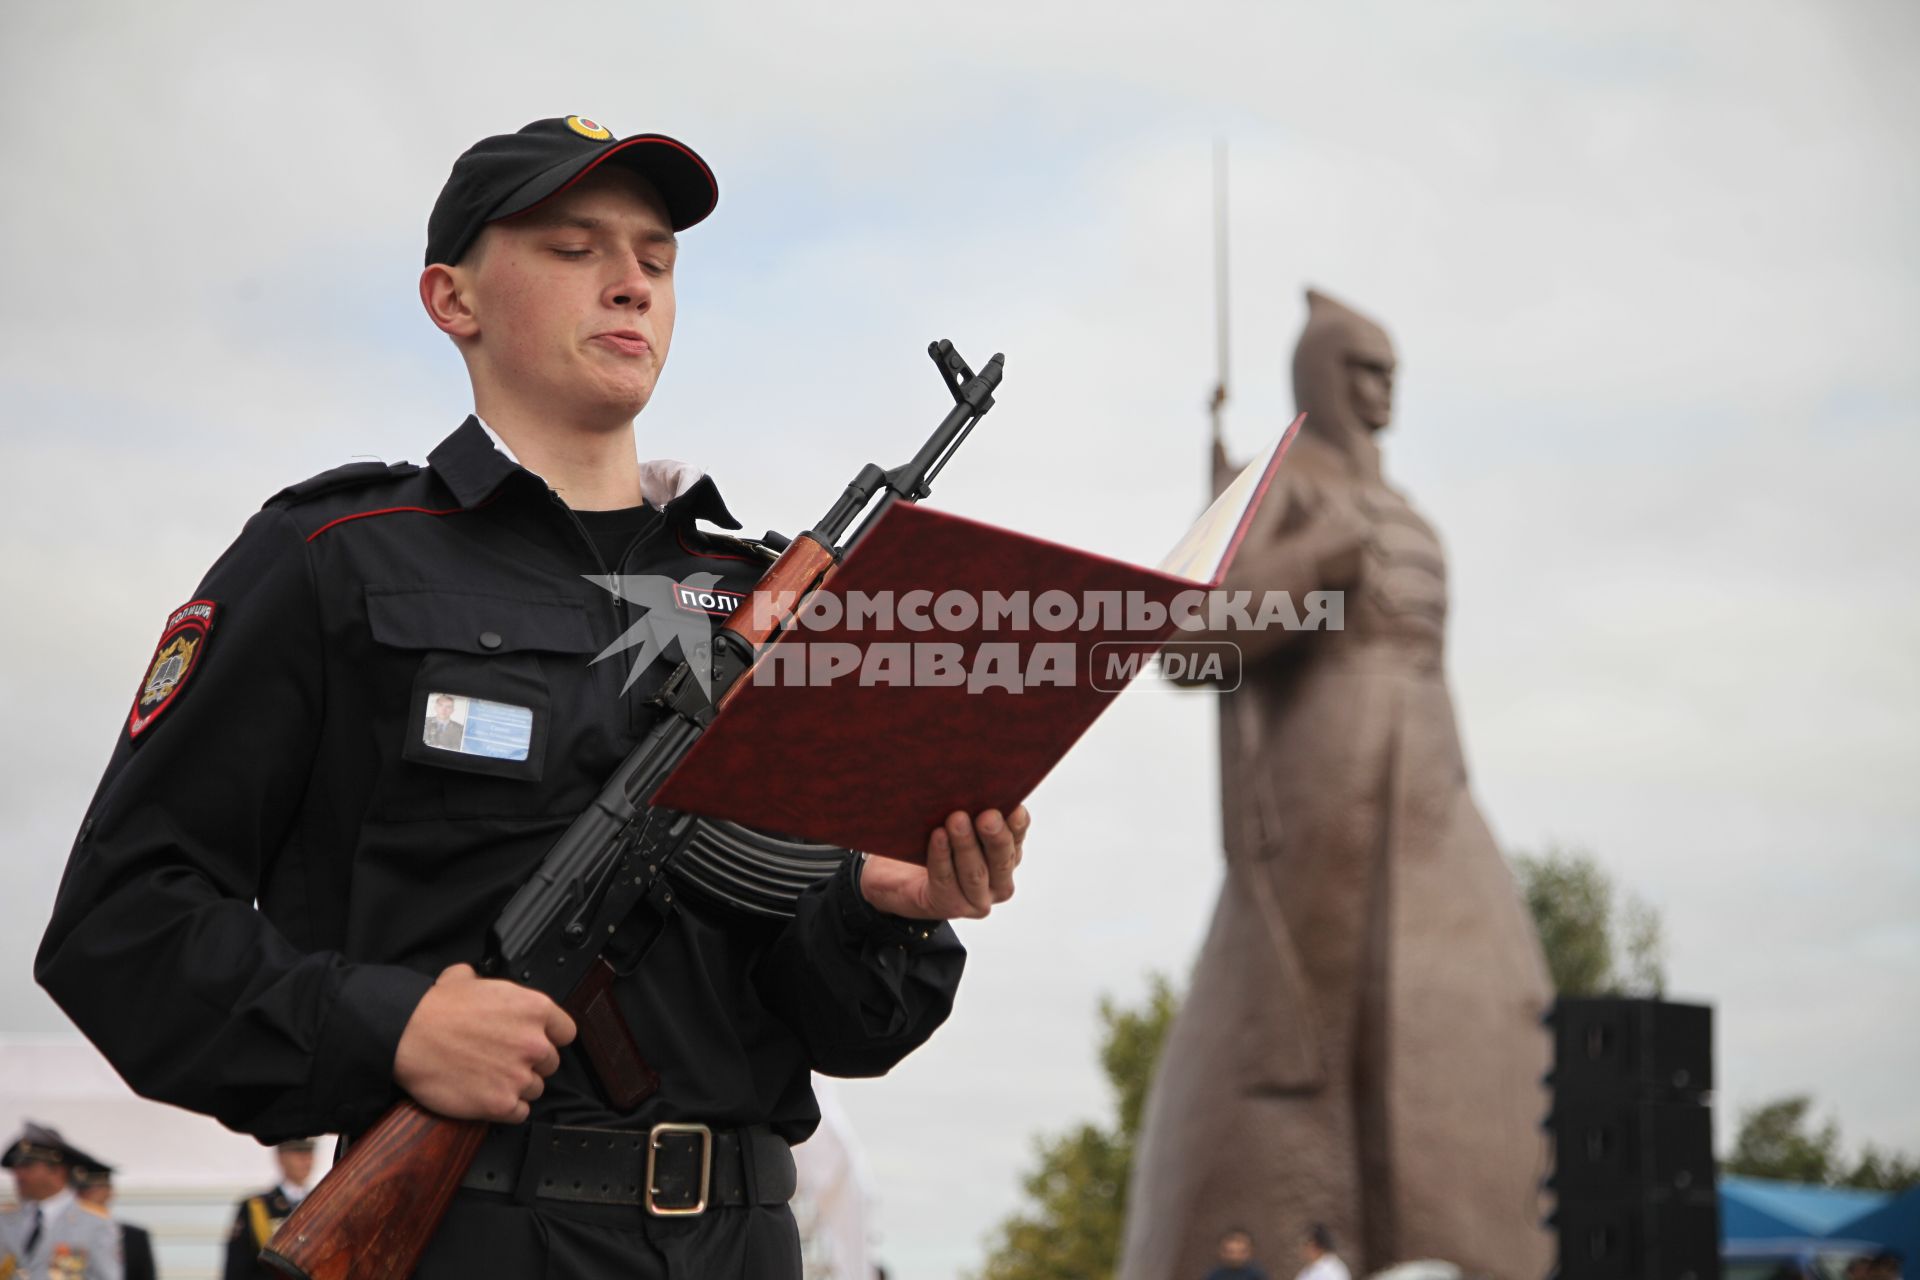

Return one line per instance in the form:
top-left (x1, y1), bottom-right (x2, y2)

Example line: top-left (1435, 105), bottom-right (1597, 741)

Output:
top-left (460, 1120), bottom-right (796, 1216)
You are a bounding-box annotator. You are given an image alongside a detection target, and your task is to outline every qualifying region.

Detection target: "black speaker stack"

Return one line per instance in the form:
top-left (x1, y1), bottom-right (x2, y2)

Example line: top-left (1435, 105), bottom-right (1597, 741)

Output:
top-left (1545, 997), bottom-right (1721, 1280)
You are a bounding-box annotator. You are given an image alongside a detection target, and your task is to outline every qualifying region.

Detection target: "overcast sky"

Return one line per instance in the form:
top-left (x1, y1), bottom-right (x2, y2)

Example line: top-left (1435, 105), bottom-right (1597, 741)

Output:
top-left (2, 2), bottom-right (1915, 1276)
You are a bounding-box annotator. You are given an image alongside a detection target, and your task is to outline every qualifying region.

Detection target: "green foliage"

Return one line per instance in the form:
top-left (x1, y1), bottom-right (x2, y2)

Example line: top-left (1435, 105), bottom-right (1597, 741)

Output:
top-left (974, 976), bottom-right (1180, 1280)
top-left (1615, 894), bottom-right (1667, 998)
top-left (973, 1123), bottom-right (1130, 1280)
top-left (1511, 853), bottom-right (1916, 1192)
top-left (1510, 845), bottom-right (1667, 996)
top-left (1101, 977), bottom-right (1178, 1143)
top-left (1725, 1095), bottom-right (1920, 1191)
top-left (1726, 1096), bottom-right (1841, 1182)
top-left (1845, 1145), bottom-right (1920, 1191)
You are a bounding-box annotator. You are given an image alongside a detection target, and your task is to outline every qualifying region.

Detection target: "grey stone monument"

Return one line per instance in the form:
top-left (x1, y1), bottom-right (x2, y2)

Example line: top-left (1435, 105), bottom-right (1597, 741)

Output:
top-left (1120, 289), bottom-right (1554, 1280)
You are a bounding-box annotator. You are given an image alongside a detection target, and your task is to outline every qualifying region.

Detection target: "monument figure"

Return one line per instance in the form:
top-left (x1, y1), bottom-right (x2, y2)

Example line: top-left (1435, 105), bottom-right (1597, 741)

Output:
top-left (1120, 289), bottom-right (1554, 1279)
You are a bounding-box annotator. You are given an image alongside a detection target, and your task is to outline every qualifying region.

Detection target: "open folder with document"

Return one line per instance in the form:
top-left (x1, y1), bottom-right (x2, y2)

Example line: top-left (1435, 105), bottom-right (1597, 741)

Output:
top-left (651, 414), bottom-right (1305, 860)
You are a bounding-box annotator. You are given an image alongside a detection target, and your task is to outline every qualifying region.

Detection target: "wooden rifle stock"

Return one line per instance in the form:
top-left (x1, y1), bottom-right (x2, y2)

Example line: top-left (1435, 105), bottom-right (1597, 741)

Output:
top-left (263, 959), bottom-right (645, 1278)
top-left (261, 1102), bottom-right (486, 1280)
top-left (722, 533), bottom-right (836, 649)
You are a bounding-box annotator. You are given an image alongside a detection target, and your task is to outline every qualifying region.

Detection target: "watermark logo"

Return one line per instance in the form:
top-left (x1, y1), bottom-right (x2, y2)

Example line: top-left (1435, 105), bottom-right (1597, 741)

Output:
top-left (741, 586), bottom-right (1342, 637)
top-left (583, 579), bottom-right (1334, 697)
top-left (586, 573), bottom-right (731, 698)
top-left (1089, 641), bottom-right (1242, 692)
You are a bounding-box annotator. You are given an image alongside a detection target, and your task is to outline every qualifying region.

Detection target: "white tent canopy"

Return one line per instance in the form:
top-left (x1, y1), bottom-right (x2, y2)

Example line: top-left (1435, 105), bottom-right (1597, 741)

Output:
top-left (0, 1034), bottom-right (308, 1190)
top-left (794, 1078), bottom-right (879, 1280)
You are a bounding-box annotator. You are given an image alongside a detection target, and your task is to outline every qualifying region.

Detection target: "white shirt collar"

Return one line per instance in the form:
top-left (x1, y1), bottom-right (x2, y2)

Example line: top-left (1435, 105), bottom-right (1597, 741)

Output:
top-left (279, 1180), bottom-right (308, 1205)
top-left (474, 415), bottom-right (707, 512)
top-left (33, 1186), bottom-right (78, 1222)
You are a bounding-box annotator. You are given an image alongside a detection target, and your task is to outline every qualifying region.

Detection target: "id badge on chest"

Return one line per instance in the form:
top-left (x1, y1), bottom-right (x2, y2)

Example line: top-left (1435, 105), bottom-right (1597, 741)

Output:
top-left (399, 651), bottom-right (551, 782)
top-left (419, 690), bottom-right (535, 762)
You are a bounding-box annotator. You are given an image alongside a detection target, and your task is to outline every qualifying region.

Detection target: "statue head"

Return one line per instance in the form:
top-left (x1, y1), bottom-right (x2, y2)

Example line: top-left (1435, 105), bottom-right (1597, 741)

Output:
top-left (1292, 288), bottom-right (1397, 449)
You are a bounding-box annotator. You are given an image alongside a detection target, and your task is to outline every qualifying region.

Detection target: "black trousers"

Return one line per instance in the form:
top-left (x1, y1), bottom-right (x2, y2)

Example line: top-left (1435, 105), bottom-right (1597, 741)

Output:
top-left (415, 1190), bottom-right (802, 1280)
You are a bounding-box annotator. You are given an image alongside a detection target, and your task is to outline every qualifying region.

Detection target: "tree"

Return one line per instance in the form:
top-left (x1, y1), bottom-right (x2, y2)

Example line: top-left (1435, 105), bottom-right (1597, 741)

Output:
top-left (975, 976), bottom-right (1180, 1280)
top-left (1724, 1095), bottom-right (1920, 1191)
top-left (1509, 845), bottom-right (1667, 996)
top-left (1725, 1096), bottom-right (1841, 1183)
top-left (1846, 1145), bottom-right (1920, 1191)
top-left (1510, 852), bottom-right (1916, 1193)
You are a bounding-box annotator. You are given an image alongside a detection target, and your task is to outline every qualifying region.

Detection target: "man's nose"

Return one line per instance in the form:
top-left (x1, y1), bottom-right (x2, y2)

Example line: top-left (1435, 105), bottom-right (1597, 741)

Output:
top-left (607, 260), bottom-right (652, 311)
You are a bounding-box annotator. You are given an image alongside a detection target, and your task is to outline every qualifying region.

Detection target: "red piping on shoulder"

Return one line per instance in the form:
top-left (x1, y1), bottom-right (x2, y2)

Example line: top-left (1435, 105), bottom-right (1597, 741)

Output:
top-left (675, 526), bottom-right (755, 562)
top-left (306, 504), bottom-right (469, 542)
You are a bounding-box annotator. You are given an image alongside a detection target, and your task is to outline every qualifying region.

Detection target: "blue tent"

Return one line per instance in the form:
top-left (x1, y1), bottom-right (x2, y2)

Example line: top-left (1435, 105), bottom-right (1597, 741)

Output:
top-left (1722, 1185), bottom-right (1811, 1240)
top-left (1834, 1183), bottom-right (1920, 1262)
top-left (1721, 1176), bottom-right (1891, 1240)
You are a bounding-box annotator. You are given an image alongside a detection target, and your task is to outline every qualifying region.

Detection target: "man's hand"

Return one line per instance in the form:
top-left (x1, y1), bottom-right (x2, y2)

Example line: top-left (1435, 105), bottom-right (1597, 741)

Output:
top-left (858, 807), bottom-right (1030, 920)
top-left (393, 963), bottom-right (576, 1123)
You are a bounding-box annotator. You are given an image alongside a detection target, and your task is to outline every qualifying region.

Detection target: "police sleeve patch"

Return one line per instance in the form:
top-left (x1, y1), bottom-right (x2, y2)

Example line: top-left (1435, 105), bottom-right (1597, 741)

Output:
top-left (129, 599), bottom-right (217, 739)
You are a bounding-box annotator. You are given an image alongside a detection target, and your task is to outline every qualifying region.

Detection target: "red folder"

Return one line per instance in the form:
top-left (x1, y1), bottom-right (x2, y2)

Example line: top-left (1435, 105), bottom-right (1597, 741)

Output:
top-left (651, 415), bottom-right (1304, 861)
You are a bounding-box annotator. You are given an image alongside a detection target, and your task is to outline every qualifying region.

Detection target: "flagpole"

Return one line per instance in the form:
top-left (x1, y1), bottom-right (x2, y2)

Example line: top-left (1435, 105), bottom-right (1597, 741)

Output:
top-left (1208, 138), bottom-right (1231, 478)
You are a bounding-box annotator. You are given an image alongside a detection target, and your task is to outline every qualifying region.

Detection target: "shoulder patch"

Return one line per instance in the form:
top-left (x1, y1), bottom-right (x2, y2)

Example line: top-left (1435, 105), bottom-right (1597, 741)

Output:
top-left (129, 599), bottom-right (217, 739)
top-left (266, 459), bottom-right (421, 508)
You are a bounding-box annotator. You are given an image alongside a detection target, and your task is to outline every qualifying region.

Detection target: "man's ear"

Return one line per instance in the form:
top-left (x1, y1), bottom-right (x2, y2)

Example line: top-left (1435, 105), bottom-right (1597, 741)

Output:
top-left (420, 264), bottom-right (480, 340)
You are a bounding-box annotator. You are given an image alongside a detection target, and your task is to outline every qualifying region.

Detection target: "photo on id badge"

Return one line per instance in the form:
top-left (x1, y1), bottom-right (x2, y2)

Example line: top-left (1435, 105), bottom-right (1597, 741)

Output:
top-left (421, 690), bottom-right (533, 762)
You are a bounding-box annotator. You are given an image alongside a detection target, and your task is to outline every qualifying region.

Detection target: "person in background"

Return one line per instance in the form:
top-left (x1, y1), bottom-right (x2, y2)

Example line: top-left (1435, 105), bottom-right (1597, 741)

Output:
top-left (1296, 1223), bottom-right (1350, 1280)
top-left (222, 1139), bottom-right (314, 1280)
top-left (72, 1158), bottom-right (158, 1280)
top-left (1868, 1250), bottom-right (1905, 1280)
top-left (0, 1121), bottom-right (122, 1280)
top-left (1202, 1226), bottom-right (1269, 1280)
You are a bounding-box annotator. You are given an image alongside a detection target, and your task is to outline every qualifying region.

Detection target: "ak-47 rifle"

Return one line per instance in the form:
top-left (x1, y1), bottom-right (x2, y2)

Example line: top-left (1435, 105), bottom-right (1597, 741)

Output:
top-left (263, 340), bottom-right (1003, 1280)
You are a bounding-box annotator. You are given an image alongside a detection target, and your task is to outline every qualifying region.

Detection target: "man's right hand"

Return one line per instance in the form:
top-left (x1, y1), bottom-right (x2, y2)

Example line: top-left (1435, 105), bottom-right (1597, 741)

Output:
top-left (393, 963), bottom-right (577, 1123)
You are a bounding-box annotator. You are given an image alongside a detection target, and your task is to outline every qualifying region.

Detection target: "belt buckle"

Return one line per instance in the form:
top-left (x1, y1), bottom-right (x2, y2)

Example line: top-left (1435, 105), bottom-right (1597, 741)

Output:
top-left (644, 1122), bottom-right (713, 1216)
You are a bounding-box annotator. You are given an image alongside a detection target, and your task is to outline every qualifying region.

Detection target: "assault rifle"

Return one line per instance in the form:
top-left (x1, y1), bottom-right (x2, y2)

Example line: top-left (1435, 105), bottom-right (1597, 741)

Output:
top-left (263, 341), bottom-right (1003, 1280)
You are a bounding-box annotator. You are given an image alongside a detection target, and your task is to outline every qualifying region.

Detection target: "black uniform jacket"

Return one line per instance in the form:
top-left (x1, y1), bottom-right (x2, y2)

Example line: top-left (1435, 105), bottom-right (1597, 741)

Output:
top-left (37, 417), bottom-right (965, 1145)
top-left (223, 1187), bottom-right (295, 1280)
top-left (121, 1221), bottom-right (158, 1280)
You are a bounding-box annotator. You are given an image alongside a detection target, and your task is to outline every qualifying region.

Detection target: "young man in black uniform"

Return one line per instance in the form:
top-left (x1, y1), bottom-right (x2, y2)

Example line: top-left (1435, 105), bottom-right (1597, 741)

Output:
top-left (37, 116), bottom-right (1027, 1278)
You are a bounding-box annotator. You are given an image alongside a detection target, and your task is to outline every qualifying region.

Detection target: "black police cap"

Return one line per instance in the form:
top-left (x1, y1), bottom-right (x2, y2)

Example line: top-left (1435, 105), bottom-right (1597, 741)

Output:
top-left (70, 1151), bottom-right (117, 1188)
top-left (426, 115), bottom-right (717, 267)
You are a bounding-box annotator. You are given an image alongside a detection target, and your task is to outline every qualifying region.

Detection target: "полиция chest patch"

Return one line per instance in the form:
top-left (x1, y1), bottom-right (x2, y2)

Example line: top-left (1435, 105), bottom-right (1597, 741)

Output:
top-left (129, 599), bottom-right (217, 739)
top-left (673, 580), bottom-right (743, 617)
